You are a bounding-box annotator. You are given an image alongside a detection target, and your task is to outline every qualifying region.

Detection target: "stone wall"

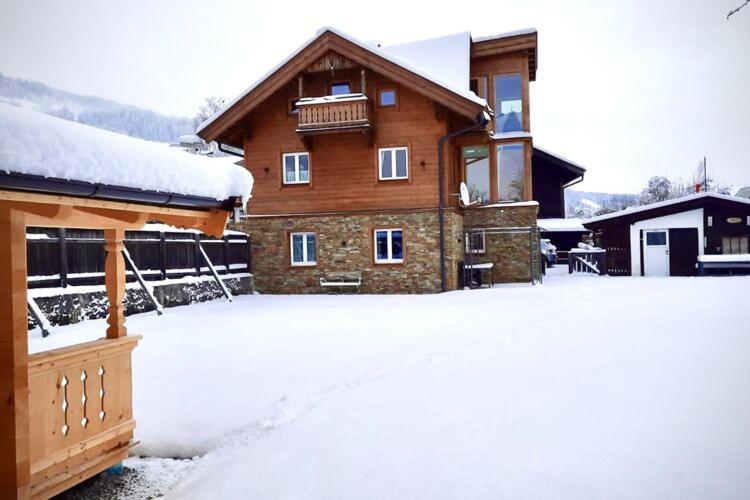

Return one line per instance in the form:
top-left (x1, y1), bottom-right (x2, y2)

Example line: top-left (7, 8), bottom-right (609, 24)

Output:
top-left (233, 211), bottom-right (459, 294)
top-left (28, 275), bottom-right (254, 329)
top-left (464, 204), bottom-right (541, 283)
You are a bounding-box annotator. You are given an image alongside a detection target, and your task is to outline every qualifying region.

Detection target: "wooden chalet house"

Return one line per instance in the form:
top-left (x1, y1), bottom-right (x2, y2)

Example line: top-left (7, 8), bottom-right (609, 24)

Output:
top-left (199, 27), bottom-right (572, 293)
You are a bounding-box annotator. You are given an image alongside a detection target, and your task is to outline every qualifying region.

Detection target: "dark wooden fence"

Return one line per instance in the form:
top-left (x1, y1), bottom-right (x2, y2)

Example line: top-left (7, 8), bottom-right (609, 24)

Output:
top-left (26, 226), bottom-right (251, 289)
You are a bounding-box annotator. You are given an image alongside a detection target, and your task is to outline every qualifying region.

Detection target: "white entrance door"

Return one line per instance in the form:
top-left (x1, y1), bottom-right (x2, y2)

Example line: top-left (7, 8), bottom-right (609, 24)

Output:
top-left (644, 229), bottom-right (670, 276)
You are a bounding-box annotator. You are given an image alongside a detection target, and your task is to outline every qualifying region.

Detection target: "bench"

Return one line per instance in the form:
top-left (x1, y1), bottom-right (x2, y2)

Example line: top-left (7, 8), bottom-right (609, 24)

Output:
top-left (320, 271), bottom-right (363, 292)
top-left (697, 254), bottom-right (750, 276)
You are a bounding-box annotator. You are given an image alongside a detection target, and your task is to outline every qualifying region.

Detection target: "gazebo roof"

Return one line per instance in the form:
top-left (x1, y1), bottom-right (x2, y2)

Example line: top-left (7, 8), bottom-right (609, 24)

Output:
top-left (0, 103), bottom-right (253, 209)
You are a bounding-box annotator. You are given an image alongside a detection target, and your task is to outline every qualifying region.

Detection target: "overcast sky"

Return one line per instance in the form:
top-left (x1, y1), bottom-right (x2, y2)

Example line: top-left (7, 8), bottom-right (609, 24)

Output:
top-left (1, 0), bottom-right (748, 193)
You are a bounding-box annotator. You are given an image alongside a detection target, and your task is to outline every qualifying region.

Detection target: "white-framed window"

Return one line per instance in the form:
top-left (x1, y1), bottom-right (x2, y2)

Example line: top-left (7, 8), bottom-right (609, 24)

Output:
top-left (374, 229), bottom-right (404, 263)
top-left (465, 231), bottom-right (486, 254)
top-left (290, 232), bottom-right (317, 266)
top-left (378, 147), bottom-right (409, 180)
top-left (283, 152), bottom-right (310, 184)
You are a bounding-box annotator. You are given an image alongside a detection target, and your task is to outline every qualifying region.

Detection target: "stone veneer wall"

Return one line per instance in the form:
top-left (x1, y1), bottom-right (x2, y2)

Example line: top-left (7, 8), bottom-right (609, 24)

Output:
top-left (463, 204), bottom-right (540, 283)
top-left (233, 210), bottom-right (464, 294)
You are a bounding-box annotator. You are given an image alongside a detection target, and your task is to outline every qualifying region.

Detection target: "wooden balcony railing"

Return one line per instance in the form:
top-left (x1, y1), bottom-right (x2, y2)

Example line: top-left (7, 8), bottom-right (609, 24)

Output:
top-left (296, 94), bottom-right (371, 133)
top-left (27, 335), bottom-right (140, 498)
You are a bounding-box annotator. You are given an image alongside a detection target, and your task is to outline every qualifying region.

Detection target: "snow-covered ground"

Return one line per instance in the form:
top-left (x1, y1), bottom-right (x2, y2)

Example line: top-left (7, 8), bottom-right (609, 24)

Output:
top-left (30, 270), bottom-right (750, 499)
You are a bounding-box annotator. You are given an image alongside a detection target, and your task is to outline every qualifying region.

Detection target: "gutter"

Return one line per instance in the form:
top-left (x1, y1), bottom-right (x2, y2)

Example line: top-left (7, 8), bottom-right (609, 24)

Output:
top-left (216, 142), bottom-right (244, 158)
top-left (437, 111), bottom-right (491, 292)
top-left (0, 171), bottom-right (238, 211)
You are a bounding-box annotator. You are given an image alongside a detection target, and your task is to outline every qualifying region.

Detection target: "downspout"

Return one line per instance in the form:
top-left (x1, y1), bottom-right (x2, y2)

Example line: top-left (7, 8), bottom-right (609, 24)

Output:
top-left (437, 110), bottom-right (491, 292)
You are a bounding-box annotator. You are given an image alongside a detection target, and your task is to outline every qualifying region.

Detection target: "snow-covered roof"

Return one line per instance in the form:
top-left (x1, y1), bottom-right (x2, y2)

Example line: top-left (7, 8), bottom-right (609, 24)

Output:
top-left (585, 192), bottom-right (750, 224)
top-left (178, 134), bottom-right (204, 145)
top-left (533, 146), bottom-right (586, 173)
top-left (538, 218), bottom-right (588, 232)
top-left (736, 186), bottom-right (750, 198)
top-left (197, 27), bottom-right (492, 134)
top-left (472, 27), bottom-right (537, 43)
top-left (380, 32), bottom-right (471, 92)
top-left (0, 103), bottom-right (253, 204)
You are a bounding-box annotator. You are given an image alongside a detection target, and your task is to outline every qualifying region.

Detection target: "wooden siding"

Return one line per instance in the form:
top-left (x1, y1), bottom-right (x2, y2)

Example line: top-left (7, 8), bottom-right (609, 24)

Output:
top-left (244, 70), bottom-right (450, 215)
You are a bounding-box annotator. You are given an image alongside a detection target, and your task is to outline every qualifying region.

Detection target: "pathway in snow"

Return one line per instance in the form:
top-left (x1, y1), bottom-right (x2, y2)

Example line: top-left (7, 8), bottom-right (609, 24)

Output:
top-left (30, 271), bottom-right (750, 499)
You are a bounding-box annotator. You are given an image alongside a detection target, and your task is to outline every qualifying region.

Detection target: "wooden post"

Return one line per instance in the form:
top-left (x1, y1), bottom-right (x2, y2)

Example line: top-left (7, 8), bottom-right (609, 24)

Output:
top-left (222, 236), bottom-right (229, 275)
top-left (298, 76), bottom-right (303, 99)
top-left (58, 228), bottom-right (68, 288)
top-left (159, 231), bottom-right (167, 281)
top-left (360, 69), bottom-right (366, 95)
top-left (0, 207), bottom-right (31, 499)
top-left (194, 233), bottom-right (201, 276)
top-left (104, 228), bottom-right (127, 339)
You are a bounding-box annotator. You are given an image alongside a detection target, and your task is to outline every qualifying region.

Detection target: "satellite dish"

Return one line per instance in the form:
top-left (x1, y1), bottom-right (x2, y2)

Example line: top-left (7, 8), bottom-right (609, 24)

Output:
top-left (459, 182), bottom-right (471, 207)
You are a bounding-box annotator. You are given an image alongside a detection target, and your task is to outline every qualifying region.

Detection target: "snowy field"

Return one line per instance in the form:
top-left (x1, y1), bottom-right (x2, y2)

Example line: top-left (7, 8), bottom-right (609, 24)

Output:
top-left (31, 269), bottom-right (750, 499)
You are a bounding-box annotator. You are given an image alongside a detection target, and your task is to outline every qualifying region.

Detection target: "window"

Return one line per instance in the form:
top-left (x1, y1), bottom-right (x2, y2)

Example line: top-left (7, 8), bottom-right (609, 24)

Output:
top-left (378, 147), bottom-right (408, 180)
top-left (466, 231), bottom-right (486, 254)
top-left (463, 146), bottom-right (490, 204)
top-left (493, 74), bottom-right (523, 132)
top-left (379, 89), bottom-right (397, 107)
top-left (497, 143), bottom-right (525, 201)
top-left (374, 229), bottom-right (403, 263)
top-left (282, 152), bottom-right (309, 184)
top-left (646, 232), bottom-right (667, 246)
top-left (290, 232), bottom-right (317, 266)
top-left (470, 76), bottom-right (488, 100)
top-left (722, 236), bottom-right (749, 254)
top-left (330, 82), bottom-right (351, 95)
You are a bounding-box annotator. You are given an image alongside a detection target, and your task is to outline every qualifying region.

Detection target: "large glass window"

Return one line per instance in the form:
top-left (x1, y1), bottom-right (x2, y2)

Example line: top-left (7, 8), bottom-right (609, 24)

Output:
top-left (378, 147), bottom-right (409, 180)
top-left (470, 76), bottom-right (488, 100)
top-left (722, 236), bottom-right (749, 254)
top-left (463, 146), bottom-right (490, 204)
top-left (374, 229), bottom-right (403, 263)
top-left (497, 143), bottom-right (525, 201)
top-left (283, 152), bottom-right (309, 184)
top-left (290, 232), bottom-right (317, 266)
top-left (493, 74), bottom-right (523, 133)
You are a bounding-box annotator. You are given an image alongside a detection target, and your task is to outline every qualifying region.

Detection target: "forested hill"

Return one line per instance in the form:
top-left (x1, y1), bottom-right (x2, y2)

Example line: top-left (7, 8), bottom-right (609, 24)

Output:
top-left (0, 72), bottom-right (193, 142)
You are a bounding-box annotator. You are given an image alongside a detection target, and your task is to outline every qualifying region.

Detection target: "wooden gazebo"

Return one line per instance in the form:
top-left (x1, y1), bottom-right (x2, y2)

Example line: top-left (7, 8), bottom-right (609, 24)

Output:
top-left (0, 190), bottom-right (235, 498)
top-left (0, 103), bottom-right (251, 498)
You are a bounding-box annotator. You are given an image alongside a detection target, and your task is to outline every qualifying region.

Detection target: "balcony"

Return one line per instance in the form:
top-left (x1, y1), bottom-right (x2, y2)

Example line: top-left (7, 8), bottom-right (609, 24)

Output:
top-left (295, 93), bottom-right (372, 148)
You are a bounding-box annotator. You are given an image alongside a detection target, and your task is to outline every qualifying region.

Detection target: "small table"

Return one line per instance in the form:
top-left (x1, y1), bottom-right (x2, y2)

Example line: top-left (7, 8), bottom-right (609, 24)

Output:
top-left (466, 262), bottom-right (495, 287)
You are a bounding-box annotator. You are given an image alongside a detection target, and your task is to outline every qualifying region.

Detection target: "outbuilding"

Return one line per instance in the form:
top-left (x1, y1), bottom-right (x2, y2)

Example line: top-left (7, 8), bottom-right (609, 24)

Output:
top-left (584, 193), bottom-right (750, 276)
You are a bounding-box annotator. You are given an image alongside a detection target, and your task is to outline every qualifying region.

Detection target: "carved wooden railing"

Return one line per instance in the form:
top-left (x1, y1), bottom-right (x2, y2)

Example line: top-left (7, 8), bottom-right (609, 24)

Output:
top-left (296, 94), bottom-right (371, 131)
top-left (27, 335), bottom-right (140, 498)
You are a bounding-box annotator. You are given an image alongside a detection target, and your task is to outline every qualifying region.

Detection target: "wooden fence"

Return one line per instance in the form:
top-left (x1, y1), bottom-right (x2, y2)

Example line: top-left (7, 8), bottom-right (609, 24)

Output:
top-left (26, 226), bottom-right (251, 289)
top-left (568, 249), bottom-right (607, 275)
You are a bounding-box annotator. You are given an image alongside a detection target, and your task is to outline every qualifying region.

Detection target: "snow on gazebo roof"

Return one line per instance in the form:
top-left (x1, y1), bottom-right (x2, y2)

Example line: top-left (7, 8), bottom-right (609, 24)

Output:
top-left (538, 218), bottom-right (588, 232)
top-left (0, 103), bottom-right (253, 204)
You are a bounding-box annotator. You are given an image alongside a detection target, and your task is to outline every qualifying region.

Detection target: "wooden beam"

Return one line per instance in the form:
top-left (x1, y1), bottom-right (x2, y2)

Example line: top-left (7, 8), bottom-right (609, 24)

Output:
top-left (77, 207), bottom-right (149, 226)
top-left (103, 229), bottom-right (127, 339)
top-left (0, 207), bottom-right (31, 499)
top-left (0, 190), bottom-right (214, 220)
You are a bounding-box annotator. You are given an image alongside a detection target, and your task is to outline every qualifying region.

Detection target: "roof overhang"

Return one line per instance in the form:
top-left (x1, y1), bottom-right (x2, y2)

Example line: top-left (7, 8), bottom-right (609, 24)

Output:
top-left (532, 147), bottom-right (585, 185)
top-left (585, 193), bottom-right (750, 229)
top-left (470, 30), bottom-right (538, 81)
top-left (198, 28), bottom-right (489, 146)
top-left (0, 171), bottom-right (239, 212)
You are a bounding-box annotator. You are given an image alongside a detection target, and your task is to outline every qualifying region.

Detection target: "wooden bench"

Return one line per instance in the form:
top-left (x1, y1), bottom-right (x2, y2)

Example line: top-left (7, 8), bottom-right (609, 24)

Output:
top-left (698, 254), bottom-right (750, 276)
top-left (320, 271), bottom-right (362, 292)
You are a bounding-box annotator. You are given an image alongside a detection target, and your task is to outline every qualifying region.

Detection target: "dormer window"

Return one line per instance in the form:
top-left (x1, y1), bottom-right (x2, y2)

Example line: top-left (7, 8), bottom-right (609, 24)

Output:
top-left (494, 74), bottom-right (523, 132)
top-left (330, 82), bottom-right (351, 95)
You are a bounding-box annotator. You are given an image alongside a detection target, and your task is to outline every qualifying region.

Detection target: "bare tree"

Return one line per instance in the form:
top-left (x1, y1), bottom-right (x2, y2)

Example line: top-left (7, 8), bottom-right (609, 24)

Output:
top-left (727, 0), bottom-right (749, 19)
top-left (193, 96), bottom-right (226, 130)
